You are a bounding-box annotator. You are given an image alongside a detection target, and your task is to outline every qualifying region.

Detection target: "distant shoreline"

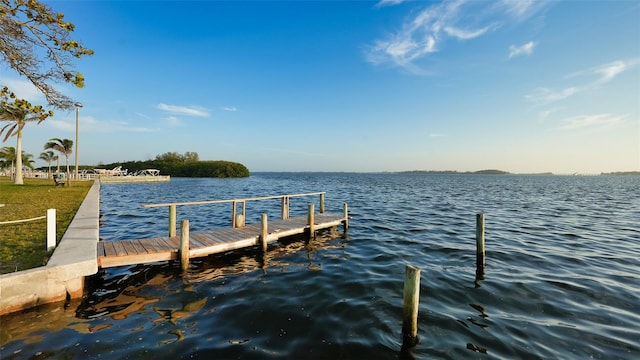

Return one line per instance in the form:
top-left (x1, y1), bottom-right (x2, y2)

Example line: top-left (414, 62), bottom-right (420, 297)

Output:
top-left (251, 170), bottom-right (639, 176)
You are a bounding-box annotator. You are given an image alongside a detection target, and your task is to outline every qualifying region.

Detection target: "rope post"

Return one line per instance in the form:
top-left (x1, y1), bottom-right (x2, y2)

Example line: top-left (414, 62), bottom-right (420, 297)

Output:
top-left (46, 208), bottom-right (56, 251)
top-left (307, 204), bottom-right (315, 239)
top-left (319, 193), bottom-right (325, 213)
top-left (402, 264), bottom-right (421, 347)
top-left (169, 205), bottom-right (177, 237)
top-left (476, 213), bottom-right (486, 278)
top-left (260, 213), bottom-right (268, 252)
top-left (180, 219), bottom-right (190, 271)
top-left (343, 203), bottom-right (349, 232)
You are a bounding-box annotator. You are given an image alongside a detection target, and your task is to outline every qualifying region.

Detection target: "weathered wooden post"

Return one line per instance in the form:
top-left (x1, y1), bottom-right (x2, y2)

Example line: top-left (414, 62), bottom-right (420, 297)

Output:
top-left (46, 208), bottom-right (56, 251)
top-left (169, 205), bottom-right (177, 237)
top-left (343, 203), bottom-right (349, 232)
top-left (402, 264), bottom-right (421, 347)
top-left (281, 196), bottom-right (289, 219)
top-left (180, 219), bottom-right (190, 271)
top-left (307, 204), bottom-right (315, 239)
top-left (260, 213), bottom-right (268, 252)
top-left (319, 193), bottom-right (325, 213)
top-left (476, 213), bottom-right (485, 278)
top-left (233, 201), bottom-right (246, 228)
top-left (232, 201), bottom-right (237, 227)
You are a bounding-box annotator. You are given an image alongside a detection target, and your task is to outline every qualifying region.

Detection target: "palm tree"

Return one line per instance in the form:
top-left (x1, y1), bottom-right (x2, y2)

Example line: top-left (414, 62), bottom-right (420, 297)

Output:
top-left (0, 88), bottom-right (53, 185)
top-left (44, 138), bottom-right (73, 186)
top-left (39, 150), bottom-right (56, 178)
top-left (54, 154), bottom-right (60, 174)
top-left (0, 146), bottom-right (17, 178)
top-left (0, 146), bottom-right (33, 179)
top-left (22, 152), bottom-right (35, 171)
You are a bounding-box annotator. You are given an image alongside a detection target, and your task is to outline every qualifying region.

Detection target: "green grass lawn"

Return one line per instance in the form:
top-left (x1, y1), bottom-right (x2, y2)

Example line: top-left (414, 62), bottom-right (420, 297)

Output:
top-left (0, 177), bottom-right (92, 274)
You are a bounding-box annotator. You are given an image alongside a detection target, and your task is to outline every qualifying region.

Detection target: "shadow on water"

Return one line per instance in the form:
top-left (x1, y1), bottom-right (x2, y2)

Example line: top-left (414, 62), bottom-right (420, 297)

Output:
top-left (79, 229), bottom-right (347, 322)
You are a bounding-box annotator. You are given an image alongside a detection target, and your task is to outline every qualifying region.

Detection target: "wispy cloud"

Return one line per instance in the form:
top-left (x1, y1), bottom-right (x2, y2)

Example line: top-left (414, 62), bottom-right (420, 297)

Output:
top-left (557, 113), bottom-right (627, 131)
top-left (569, 59), bottom-right (639, 85)
top-left (526, 58), bottom-right (639, 104)
top-left (375, 0), bottom-right (406, 8)
top-left (48, 116), bottom-right (158, 133)
top-left (221, 106), bottom-right (237, 112)
top-left (538, 107), bottom-right (562, 120)
top-left (498, 0), bottom-right (548, 19)
top-left (509, 41), bottom-right (535, 59)
top-left (156, 103), bottom-right (210, 117)
top-left (366, 0), bottom-right (549, 71)
top-left (164, 116), bottom-right (181, 126)
top-left (444, 26), bottom-right (491, 40)
top-left (429, 133), bottom-right (447, 138)
top-left (135, 112), bottom-right (151, 119)
top-left (526, 87), bottom-right (579, 103)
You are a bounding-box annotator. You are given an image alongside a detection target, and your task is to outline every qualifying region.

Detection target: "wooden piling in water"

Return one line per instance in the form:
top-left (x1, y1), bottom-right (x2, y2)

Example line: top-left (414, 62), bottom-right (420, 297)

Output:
top-left (308, 204), bottom-right (315, 239)
top-left (281, 196), bottom-right (290, 219)
top-left (320, 193), bottom-right (325, 213)
top-left (260, 213), bottom-right (268, 252)
top-left (169, 205), bottom-right (177, 237)
top-left (180, 219), bottom-right (189, 271)
top-left (476, 213), bottom-right (485, 278)
top-left (232, 201), bottom-right (237, 227)
top-left (343, 203), bottom-right (349, 232)
top-left (402, 264), bottom-right (420, 347)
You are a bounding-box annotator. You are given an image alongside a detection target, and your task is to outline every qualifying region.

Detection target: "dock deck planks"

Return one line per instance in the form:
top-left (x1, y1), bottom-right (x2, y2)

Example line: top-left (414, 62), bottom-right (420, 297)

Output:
top-left (97, 213), bottom-right (346, 268)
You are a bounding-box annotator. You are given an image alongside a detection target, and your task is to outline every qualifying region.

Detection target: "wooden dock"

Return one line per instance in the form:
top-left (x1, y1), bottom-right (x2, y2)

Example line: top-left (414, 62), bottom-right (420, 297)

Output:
top-left (97, 192), bottom-right (348, 269)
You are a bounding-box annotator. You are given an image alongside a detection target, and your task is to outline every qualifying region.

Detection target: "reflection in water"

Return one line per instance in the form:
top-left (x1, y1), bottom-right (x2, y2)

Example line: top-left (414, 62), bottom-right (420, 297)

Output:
top-left (69, 228), bottom-right (347, 348)
top-left (0, 300), bottom-right (91, 346)
top-left (467, 303), bottom-right (489, 329)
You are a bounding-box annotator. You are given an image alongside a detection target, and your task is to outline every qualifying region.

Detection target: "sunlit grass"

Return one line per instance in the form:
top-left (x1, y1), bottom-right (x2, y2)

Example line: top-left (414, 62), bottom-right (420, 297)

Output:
top-left (0, 177), bottom-right (92, 274)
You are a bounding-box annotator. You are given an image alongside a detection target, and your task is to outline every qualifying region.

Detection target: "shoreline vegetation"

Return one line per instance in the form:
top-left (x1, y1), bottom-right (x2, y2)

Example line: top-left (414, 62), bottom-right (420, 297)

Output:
top-left (400, 170), bottom-right (640, 176)
top-left (401, 169), bottom-right (511, 175)
top-left (72, 152), bottom-right (250, 178)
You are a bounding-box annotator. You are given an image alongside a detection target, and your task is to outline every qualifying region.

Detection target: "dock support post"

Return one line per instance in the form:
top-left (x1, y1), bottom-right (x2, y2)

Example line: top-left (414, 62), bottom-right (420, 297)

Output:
top-left (320, 193), bottom-right (325, 213)
top-left (343, 203), bottom-right (349, 232)
top-left (476, 213), bottom-right (485, 279)
top-left (260, 213), bottom-right (268, 252)
top-left (232, 201), bottom-right (237, 227)
top-left (169, 205), bottom-right (177, 237)
top-left (180, 219), bottom-right (189, 271)
top-left (233, 201), bottom-right (245, 228)
top-left (307, 204), bottom-right (315, 239)
top-left (281, 196), bottom-right (289, 219)
top-left (46, 208), bottom-right (56, 251)
top-left (402, 264), bottom-right (420, 347)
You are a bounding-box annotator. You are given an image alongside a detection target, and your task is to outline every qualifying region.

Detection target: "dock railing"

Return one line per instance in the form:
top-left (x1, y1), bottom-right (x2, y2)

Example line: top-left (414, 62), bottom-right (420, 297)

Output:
top-left (142, 192), bottom-right (328, 237)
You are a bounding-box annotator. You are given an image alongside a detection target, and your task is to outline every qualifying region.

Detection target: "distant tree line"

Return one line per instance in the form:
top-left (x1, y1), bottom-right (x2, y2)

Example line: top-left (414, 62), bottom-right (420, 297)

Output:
top-left (99, 152), bottom-right (250, 178)
top-left (600, 171), bottom-right (640, 176)
top-left (401, 169), bottom-right (510, 175)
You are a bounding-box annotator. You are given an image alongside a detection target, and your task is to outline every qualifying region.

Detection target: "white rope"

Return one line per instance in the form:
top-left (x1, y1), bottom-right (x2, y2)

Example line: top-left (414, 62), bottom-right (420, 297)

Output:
top-left (0, 215), bottom-right (47, 225)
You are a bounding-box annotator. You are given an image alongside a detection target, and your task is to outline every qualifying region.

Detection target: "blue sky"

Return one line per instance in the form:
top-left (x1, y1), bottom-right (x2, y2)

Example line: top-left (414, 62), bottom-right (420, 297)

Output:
top-left (3, 0), bottom-right (639, 173)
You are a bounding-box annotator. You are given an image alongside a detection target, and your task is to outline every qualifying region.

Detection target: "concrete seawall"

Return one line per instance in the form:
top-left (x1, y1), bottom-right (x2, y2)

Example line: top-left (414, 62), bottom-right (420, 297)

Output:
top-left (0, 181), bottom-right (100, 316)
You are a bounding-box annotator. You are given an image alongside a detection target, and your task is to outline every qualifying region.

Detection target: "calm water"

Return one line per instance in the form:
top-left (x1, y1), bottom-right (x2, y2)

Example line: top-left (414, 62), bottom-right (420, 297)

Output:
top-left (1, 173), bottom-right (639, 359)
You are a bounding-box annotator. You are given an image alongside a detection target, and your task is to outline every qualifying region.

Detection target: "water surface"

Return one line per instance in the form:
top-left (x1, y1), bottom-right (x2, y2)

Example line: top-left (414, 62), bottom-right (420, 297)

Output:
top-left (1, 173), bottom-right (639, 359)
